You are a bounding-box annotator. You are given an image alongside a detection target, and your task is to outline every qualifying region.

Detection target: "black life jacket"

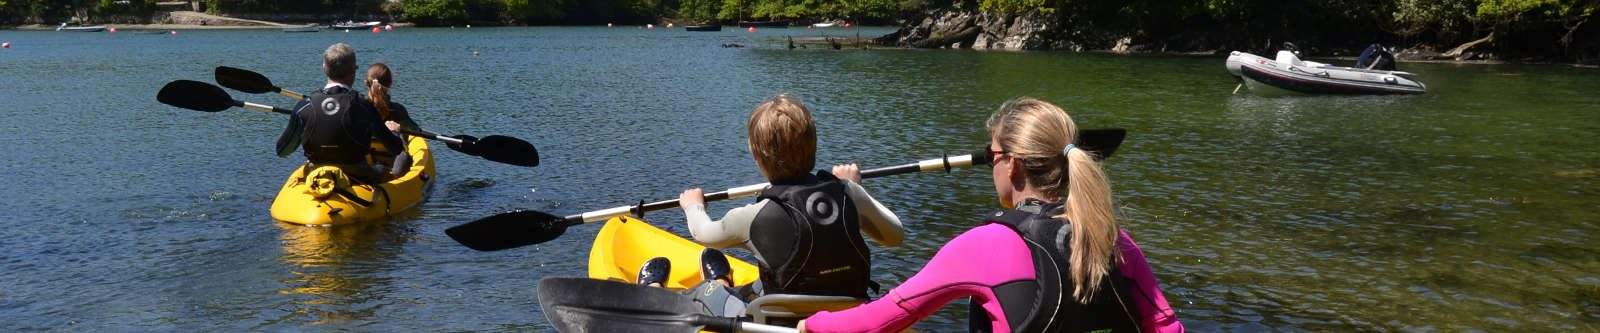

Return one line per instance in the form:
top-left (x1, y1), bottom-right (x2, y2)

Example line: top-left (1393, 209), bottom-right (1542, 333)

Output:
top-left (969, 199), bottom-right (1142, 333)
top-left (749, 171), bottom-right (873, 298)
top-left (301, 86), bottom-right (372, 165)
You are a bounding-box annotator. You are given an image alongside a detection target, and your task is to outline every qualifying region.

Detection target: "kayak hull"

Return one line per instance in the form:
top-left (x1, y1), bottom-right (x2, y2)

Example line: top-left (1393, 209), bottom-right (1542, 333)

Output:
top-left (269, 136), bottom-right (436, 226)
top-left (587, 216), bottom-right (760, 291)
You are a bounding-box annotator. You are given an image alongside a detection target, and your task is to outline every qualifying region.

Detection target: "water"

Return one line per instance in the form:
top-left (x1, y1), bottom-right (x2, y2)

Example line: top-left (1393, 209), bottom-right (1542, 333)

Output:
top-left (1, 27), bottom-right (1597, 331)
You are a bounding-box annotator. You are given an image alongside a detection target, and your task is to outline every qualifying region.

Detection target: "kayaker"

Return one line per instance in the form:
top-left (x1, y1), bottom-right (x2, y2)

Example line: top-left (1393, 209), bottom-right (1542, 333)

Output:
top-left (798, 97), bottom-right (1183, 333)
top-left (276, 43), bottom-right (410, 184)
top-left (643, 94), bottom-right (906, 300)
top-left (366, 63), bottom-right (421, 134)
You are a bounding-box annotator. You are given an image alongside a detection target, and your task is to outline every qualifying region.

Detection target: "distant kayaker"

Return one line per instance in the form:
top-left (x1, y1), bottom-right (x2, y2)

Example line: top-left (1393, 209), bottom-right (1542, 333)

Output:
top-left (366, 63), bottom-right (421, 134)
top-left (639, 94), bottom-right (907, 301)
top-left (798, 98), bottom-right (1184, 333)
top-left (276, 43), bottom-right (410, 184)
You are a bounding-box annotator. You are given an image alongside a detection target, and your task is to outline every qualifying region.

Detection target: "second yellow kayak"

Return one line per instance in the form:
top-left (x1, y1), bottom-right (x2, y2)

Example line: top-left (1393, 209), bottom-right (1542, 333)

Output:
top-left (587, 216), bottom-right (760, 290)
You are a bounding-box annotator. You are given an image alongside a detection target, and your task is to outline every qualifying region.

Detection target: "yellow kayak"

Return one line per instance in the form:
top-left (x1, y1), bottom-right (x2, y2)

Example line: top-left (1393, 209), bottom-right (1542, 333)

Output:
top-left (587, 216), bottom-right (760, 290)
top-left (269, 136), bottom-right (437, 226)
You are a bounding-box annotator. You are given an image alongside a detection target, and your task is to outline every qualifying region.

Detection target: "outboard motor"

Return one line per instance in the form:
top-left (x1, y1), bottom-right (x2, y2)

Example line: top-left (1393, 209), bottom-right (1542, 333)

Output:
top-left (1356, 44), bottom-right (1398, 71)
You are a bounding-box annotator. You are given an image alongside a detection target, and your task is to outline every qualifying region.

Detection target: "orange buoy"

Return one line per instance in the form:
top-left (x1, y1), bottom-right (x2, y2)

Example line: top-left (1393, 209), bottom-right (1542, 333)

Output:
top-left (372, 26), bottom-right (380, 33)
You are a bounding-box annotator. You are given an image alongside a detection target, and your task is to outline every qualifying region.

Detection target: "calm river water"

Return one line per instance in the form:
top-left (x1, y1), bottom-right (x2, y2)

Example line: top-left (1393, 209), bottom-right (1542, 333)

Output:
top-left (1, 27), bottom-right (1596, 331)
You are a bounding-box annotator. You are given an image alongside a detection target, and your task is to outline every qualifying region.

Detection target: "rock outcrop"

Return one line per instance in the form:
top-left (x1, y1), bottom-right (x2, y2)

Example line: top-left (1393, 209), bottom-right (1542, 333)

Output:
top-left (878, 4), bottom-right (1066, 51)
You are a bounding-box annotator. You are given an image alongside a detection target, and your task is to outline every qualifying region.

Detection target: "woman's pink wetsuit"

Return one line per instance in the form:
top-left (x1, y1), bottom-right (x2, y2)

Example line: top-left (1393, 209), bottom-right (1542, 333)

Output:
top-left (804, 221), bottom-right (1183, 332)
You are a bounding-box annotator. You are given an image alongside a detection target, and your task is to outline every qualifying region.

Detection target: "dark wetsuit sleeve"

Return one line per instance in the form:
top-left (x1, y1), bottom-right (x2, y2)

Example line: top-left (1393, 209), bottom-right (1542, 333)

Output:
top-left (276, 99), bottom-right (310, 158)
top-left (366, 102), bottom-right (410, 176)
top-left (389, 102), bottom-right (421, 132)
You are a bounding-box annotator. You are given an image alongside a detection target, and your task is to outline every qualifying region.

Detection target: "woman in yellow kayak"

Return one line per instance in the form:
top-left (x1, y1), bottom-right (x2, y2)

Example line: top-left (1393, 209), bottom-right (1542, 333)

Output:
top-left (637, 94), bottom-right (907, 314)
top-left (798, 98), bottom-right (1184, 332)
top-left (367, 63), bottom-right (421, 135)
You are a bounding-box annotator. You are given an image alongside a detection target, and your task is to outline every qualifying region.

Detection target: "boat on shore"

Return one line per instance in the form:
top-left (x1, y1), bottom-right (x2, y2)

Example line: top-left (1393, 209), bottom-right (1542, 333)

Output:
top-left (331, 21), bottom-right (381, 29)
top-left (684, 24), bottom-right (721, 32)
top-left (56, 23), bottom-right (106, 32)
top-left (281, 24), bottom-right (320, 33)
top-left (811, 21), bottom-right (838, 28)
top-left (1226, 50), bottom-right (1426, 95)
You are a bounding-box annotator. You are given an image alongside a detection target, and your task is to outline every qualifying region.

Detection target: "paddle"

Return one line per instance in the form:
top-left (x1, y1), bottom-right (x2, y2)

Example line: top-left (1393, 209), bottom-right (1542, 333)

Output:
top-left (214, 66), bottom-right (540, 167)
top-left (156, 80), bottom-right (540, 167)
top-left (215, 66), bottom-right (305, 100)
top-left (446, 128), bottom-right (1127, 252)
top-left (538, 277), bottom-right (796, 333)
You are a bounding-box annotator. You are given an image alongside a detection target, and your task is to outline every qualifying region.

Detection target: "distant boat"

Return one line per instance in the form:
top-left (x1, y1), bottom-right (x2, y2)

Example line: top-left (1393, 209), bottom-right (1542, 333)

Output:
top-left (684, 24), bottom-right (721, 32)
top-left (56, 23), bottom-right (106, 32)
top-left (282, 24), bottom-right (320, 33)
top-left (738, 20), bottom-right (788, 28)
top-left (811, 22), bottom-right (837, 28)
top-left (331, 21), bottom-right (381, 29)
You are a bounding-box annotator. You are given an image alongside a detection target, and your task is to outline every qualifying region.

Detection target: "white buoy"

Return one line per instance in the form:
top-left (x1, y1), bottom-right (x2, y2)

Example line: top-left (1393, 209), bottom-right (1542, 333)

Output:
top-left (647, 24), bottom-right (654, 29)
top-left (2, 41), bottom-right (10, 49)
top-left (607, 23), bottom-right (614, 27)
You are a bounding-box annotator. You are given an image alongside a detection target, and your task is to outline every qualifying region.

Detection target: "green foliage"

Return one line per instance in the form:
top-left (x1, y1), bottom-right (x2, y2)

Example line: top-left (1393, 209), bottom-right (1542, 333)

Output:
top-left (402, 0), bottom-right (468, 24)
top-left (503, 0), bottom-right (566, 22)
top-left (978, 0), bottom-right (1051, 15)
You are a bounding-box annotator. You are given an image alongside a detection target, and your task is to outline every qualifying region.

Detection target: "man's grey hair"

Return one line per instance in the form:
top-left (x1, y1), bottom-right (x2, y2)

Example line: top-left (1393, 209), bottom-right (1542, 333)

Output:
top-left (323, 43), bottom-right (356, 83)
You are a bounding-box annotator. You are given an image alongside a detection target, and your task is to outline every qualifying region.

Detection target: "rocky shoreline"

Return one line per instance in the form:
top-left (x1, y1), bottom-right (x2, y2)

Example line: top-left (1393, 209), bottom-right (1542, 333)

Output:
top-left (873, 3), bottom-right (1597, 65)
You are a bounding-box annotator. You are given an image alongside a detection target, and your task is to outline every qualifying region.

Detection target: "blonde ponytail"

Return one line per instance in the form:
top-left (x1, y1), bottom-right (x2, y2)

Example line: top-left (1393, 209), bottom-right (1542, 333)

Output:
top-left (1057, 146), bottom-right (1119, 302)
top-left (987, 97), bottom-right (1121, 303)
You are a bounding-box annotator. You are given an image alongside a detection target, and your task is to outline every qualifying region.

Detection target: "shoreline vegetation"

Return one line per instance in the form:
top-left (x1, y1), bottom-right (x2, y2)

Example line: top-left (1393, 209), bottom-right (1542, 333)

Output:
top-left (2, 0), bottom-right (1594, 64)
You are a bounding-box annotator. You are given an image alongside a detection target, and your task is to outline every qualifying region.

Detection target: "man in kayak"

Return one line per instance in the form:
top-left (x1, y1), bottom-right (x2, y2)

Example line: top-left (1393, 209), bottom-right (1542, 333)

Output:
top-left (276, 43), bottom-right (410, 184)
top-left (798, 98), bottom-right (1184, 333)
top-left (638, 94), bottom-right (906, 301)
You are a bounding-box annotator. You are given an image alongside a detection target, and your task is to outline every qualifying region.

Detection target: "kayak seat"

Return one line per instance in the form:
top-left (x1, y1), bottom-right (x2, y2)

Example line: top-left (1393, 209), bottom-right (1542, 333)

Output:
top-left (745, 294), bottom-right (864, 324)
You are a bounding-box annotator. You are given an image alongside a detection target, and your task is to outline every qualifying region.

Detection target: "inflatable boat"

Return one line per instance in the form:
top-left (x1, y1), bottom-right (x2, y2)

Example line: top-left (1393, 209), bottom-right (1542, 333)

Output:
top-left (1226, 50), bottom-right (1426, 95)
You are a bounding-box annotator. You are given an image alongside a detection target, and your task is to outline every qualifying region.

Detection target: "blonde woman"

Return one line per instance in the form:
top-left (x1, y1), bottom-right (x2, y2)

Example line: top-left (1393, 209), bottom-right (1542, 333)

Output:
top-left (799, 98), bottom-right (1184, 333)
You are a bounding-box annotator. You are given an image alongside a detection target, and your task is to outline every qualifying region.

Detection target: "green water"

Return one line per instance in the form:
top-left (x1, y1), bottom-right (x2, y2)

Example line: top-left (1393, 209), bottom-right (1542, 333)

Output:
top-left (0, 27), bottom-right (1596, 331)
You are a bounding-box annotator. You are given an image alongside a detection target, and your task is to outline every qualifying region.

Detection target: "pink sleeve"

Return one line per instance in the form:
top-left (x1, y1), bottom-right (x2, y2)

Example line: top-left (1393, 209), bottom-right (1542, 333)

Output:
top-left (1117, 230), bottom-right (1185, 333)
top-left (803, 224), bottom-right (1036, 333)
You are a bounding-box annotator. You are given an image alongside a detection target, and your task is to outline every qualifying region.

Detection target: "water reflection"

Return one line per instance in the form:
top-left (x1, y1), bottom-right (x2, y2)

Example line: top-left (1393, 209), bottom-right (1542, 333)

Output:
top-left (274, 215), bottom-right (416, 325)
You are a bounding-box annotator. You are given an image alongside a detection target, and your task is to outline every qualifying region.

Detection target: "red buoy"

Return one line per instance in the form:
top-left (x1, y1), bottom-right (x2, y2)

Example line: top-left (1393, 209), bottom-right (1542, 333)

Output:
top-left (747, 26), bottom-right (756, 33)
top-left (371, 26), bottom-right (380, 33)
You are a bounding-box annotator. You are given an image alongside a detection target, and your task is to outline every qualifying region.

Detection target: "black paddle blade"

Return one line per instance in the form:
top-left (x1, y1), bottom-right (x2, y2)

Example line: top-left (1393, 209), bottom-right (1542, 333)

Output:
top-left (471, 135), bottom-right (540, 167)
top-left (537, 277), bottom-right (738, 333)
top-left (157, 80), bottom-right (236, 112)
top-left (444, 210), bottom-right (567, 251)
top-left (1077, 128), bottom-right (1127, 161)
top-left (214, 66), bottom-right (276, 94)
